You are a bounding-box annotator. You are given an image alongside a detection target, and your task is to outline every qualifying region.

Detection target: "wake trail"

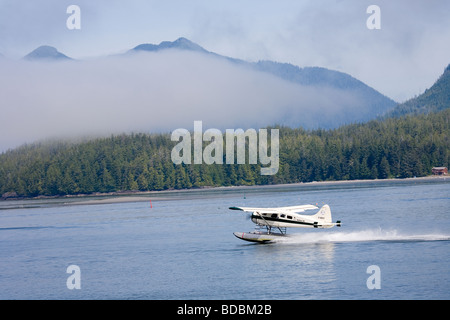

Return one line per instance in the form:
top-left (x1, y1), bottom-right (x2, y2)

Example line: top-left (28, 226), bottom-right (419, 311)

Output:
top-left (277, 229), bottom-right (450, 244)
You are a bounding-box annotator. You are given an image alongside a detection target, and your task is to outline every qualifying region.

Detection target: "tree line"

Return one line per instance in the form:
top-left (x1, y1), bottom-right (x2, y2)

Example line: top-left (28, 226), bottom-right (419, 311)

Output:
top-left (0, 109), bottom-right (449, 198)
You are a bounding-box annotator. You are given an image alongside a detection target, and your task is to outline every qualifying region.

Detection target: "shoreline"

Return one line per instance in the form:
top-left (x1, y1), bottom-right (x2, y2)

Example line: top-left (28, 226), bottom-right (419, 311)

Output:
top-left (1, 175), bottom-right (448, 206)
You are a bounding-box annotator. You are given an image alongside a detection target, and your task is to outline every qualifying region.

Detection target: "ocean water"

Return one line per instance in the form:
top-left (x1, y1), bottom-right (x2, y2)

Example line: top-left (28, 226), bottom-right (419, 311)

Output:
top-left (0, 178), bottom-right (449, 300)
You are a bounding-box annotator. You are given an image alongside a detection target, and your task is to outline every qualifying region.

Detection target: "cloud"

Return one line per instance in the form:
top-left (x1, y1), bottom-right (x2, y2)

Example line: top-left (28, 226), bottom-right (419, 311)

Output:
top-left (1, 0), bottom-right (449, 102)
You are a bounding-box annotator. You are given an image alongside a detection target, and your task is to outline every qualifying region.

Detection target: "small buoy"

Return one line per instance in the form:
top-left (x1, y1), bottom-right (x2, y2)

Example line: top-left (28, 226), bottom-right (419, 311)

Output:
top-left (150, 200), bottom-right (153, 208)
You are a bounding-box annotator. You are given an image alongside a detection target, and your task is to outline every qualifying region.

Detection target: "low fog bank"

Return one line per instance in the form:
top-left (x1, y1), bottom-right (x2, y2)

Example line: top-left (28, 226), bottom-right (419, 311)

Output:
top-left (1, 50), bottom-right (368, 152)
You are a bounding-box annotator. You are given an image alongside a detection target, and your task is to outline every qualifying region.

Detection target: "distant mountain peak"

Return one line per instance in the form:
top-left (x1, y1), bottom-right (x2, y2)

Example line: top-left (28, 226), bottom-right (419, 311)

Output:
top-left (24, 45), bottom-right (72, 61)
top-left (168, 37), bottom-right (204, 50)
top-left (131, 37), bottom-right (208, 54)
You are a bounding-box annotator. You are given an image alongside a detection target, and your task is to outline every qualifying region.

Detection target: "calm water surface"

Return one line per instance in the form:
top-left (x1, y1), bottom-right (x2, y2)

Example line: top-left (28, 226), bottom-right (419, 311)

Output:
top-left (0, 179), bottom-right (449, 299)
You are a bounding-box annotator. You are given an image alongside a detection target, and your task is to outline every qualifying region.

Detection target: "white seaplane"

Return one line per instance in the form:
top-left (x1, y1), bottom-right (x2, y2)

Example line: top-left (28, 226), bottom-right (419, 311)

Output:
top-left (230, 204), bottom-right (341, 243)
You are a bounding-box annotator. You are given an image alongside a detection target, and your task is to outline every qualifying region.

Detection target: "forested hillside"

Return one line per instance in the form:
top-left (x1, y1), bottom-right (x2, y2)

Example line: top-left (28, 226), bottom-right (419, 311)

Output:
top-left (1, 109), bottom-right (449, 198)
top-left (386, 64), bottom-right (450, 117)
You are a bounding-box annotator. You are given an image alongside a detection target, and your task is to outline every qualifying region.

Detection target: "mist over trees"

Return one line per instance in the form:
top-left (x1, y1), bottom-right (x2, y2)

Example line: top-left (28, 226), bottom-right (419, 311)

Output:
top-left (0, 40), bottom-right (397, 152)
top-left (1, 109), bottom-right (448, 198)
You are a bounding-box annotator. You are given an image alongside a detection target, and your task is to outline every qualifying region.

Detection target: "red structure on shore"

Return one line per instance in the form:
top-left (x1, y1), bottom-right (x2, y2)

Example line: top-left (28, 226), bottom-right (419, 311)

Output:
top-left (432, 167), bottom-right (448, 175)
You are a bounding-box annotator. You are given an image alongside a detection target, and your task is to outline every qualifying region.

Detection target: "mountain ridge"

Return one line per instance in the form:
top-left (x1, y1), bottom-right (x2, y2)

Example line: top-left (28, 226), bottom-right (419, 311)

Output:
top-left (23, 45), bottom-right (72, 61)
top-left (19, 38), bottom-right (449, 130)
top-left (131, 38), bottom-right (395, 92)
top-left (126, 37), bottom-right (397, 123)
top-left (131, 37), bottom-right (209, 54)
top-left (23, 38), bottom-right (395, 111)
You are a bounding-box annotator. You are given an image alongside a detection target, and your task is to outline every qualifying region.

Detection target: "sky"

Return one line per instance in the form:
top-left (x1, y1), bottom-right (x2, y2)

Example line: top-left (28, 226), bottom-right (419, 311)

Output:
top-left (0, 0), bottom-right (449, 151)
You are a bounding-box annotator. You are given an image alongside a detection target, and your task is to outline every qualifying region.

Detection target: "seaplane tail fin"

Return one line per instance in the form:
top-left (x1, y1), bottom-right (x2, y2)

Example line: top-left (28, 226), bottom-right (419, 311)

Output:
top-left (313, 205), bottom-right (332, 223)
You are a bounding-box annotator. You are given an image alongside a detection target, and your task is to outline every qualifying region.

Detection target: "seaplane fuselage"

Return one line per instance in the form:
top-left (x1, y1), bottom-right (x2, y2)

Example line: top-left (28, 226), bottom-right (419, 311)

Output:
top-left (231, 204), bottom-right (340, 229)
top-left (230, 204), bottom-right (341, 243)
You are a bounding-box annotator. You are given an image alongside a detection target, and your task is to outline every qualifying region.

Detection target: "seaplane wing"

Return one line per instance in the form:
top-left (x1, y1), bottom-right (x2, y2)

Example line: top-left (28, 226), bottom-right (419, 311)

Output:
top-left (229, 204), bottom-right (318, 214)
top-left (230, 204), bottom-right (341, 243)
